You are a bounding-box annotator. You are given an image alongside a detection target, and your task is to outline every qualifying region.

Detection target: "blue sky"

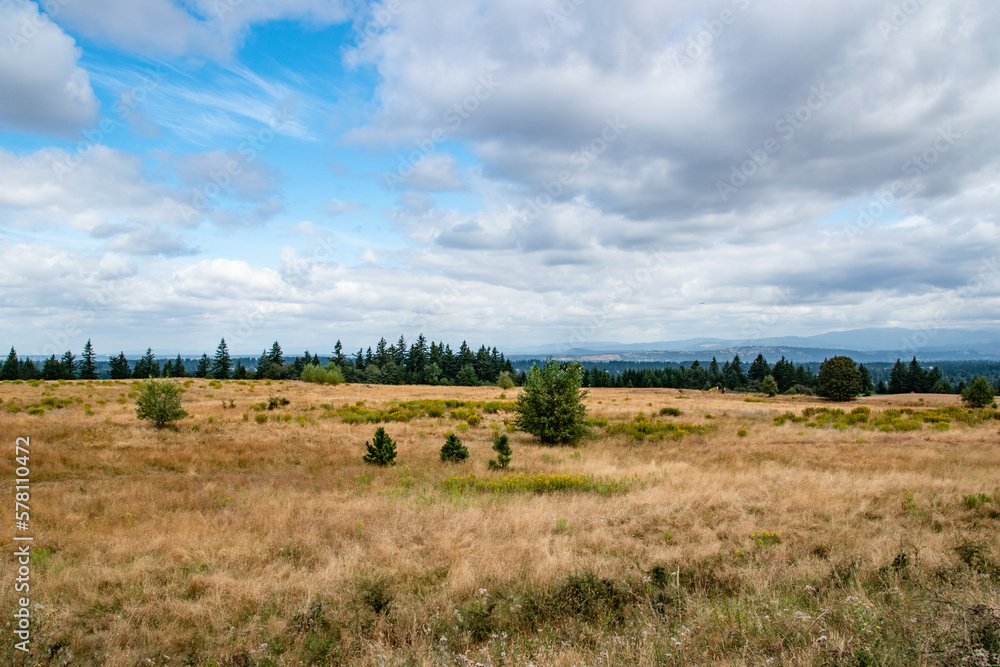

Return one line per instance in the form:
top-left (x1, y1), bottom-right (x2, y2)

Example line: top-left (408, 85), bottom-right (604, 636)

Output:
top-left (1, 0), bottom-right (998, 357)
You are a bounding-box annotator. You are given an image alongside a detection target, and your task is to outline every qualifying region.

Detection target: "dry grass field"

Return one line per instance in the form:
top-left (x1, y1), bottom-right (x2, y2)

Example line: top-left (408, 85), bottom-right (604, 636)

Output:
top-left (1, 378), bottom-right (999, 666)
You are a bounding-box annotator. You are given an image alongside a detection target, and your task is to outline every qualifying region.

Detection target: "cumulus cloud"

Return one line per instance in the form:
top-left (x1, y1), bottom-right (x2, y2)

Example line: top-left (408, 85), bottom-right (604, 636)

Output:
top-left (0, 0), bottom-right (100, 137)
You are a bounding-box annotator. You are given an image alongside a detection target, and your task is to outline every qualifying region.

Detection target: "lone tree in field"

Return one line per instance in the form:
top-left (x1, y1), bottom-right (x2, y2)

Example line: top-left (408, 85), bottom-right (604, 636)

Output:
top-left (79, 339), bottom-right (98, 380)
top-left (817, 356), bottom-right (863, 401)
top-left (440, 432), bottom-right (469, 462)
top-left (488, 433), bottom-right (512, 470)
top-left (961, 376), bottom-right (995, 408)
top-left (514, 360), bottom-right (589, 445)
top-left (363, 427), bottom-right (397, 466)
top-left (135, 379), bottom-right (187, 428)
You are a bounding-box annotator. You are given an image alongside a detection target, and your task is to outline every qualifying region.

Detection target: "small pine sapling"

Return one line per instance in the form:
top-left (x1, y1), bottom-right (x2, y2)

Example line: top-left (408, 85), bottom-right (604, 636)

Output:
top-left (363, 427), bottom-right (397, 466)
top-left (488, 433), bottom-right (512, 470)
top-left (440, 432), bottom-right (469, 462)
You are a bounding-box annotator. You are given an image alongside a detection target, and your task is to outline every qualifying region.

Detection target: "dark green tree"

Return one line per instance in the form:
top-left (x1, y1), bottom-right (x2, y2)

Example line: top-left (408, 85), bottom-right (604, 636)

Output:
top-left (1, 347), bottom-right (19, 381)
top-left (488, 433), bottom-right (512, 470)
top-left (233, 360), bottom-right (248, 380)
top-left (80, 340), bottom-right (98, 380)
top-left (134, 379), bottom-right (187, 428)
top-left (907, 357), bottom-right (928, 393)
top-left (108, 352), bottom-right (132, 379)
top-left (514, 360), bottom-right (589, 445)
top-left (748, 354), bottom-right (771, 385)
top-left (60, 350), bottom-right (77, 379)
top-left (363, 427), bottom-right (397, 466)
top-left (817, 356), bottom-right (863, 401)
top-left (171, 354), bottom-right (188, 378)
top-left (858, 364), bottom-right (875, 396)
top-left (888, 359), bottom-right (908, 394)
top-left (211, 338), bottom-right (232, 380)
top-left (19, 358), bottom-right (41, 380)
top-left (43, 355), bottom-right (62, 380)
top-left (133, 348), bottom-right (159, 379)
top-left (961, 376), bottom-right (995, 408)
top-left (455, 364), bottom-right (478, 386)
top-left (194, 354), bottom-right (211, 378)
top-left (440, 432), bottom-right (469, 462)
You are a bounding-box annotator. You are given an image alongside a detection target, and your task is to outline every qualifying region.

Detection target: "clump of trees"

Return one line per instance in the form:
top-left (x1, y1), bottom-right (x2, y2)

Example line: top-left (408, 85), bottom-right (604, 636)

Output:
top-left (514, 360), bottom-right (589, 445)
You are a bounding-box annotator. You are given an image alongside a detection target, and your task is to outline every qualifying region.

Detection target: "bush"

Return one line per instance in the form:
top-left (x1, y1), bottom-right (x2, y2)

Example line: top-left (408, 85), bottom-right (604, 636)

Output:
top-left (440, 432), bottom-right (469, 462)
top-left (488, 433), bottom-right (512, 470)
top-left (762, 375), bottom-right (779, 397)
top-left (817, 356), bottom-right (862, 401)
top-left (514, 360), bottom-right (589, 445)
top-left (497, 370), bottom-right (516, 389)
top-left (659, 407), bottom-right (681, 417)
top-left (134, 379), bottom-right (187, 428)
top-left (363, 427), bottom-right (397, 466)
top-left (300, 363), bottom-right (345, 385)
top-left (962, 376), bottom-right (995, 408)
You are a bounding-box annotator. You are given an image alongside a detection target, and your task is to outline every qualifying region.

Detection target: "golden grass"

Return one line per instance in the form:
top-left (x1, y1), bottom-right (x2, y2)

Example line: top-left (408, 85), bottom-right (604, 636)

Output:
top-left (1, 379), bottom-right (998, 666)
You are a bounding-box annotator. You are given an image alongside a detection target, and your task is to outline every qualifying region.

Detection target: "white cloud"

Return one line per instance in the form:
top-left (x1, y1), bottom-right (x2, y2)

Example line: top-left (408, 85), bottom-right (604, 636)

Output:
top-left (0, 0), bottom-right (99, 137)
top-left (325, 198), bottom-right (363, 216)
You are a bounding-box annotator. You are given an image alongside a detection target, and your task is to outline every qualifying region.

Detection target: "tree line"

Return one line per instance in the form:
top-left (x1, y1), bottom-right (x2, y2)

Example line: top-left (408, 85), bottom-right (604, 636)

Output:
top-left (0, 335), bottom-right (516, 387)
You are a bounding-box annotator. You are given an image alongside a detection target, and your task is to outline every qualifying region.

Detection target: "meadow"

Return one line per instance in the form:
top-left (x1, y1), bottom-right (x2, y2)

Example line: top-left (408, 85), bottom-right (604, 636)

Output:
top-left (0, 379), bottom-right (998, 666)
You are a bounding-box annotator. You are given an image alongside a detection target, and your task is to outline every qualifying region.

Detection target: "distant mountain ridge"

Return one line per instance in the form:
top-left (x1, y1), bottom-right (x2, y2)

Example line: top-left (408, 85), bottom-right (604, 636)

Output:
top-left (508, 328), bottom-right (1000, 362)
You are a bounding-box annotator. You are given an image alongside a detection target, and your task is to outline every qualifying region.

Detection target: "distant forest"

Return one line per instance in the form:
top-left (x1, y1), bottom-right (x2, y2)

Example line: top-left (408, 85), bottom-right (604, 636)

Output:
top-left (3, 338), bottom-right (998, 396)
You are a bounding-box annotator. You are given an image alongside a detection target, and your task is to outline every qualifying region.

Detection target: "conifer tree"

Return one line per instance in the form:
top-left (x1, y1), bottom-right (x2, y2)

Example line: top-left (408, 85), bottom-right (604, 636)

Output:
top-left (363, 427), bottom-right (397, 466)
top-left (2, 347), bottom-right (20, 381)
top-left (211, 338), bottom-right (232, 380)
top-left (43, 355), bottom-right (62, 380)
top-left (440, 432), bottom-right (469, 462)
top-left (195, 354), bottom-right (211, 378)
top-left (80, 339), bottom-right (98, 380)
top-left (488, 433), bottom-right (512, 470)
top-left (108, 352), bottom-right (132, 379)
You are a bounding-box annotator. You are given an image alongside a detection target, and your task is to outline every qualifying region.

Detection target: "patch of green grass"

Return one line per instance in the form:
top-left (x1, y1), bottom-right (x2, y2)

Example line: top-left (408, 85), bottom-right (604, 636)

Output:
top-left (605, 414), bottom-right (710, 440)
top-left (439, 472), bottom-right (632, 495)
top-left (750, 530), bottom-right (781, 547)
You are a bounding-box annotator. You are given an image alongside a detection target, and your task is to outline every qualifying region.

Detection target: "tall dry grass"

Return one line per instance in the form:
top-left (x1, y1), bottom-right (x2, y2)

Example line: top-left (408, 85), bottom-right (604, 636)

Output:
top-left (0, 378), bottom-right (997, 666)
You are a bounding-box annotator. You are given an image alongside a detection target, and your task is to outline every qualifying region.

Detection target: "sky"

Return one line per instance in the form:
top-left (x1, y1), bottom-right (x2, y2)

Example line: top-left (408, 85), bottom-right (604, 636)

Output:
top-left (0, 0), bottom-right (998, 357)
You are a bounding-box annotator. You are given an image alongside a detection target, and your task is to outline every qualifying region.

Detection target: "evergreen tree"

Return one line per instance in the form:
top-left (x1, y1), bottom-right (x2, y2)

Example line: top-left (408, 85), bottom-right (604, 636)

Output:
top-left (456, 363), bottom-right (478, 386)
top-left (961, 376), bottom-right (995, 408)
top-left (233, 360), bottom-right (248, 380)
top-left (707, 357), bottom-right (722, 387)
top-left (772, 356), bottom-right (796, 393)
top-left (19, 358), bottom-right (41, 380)
top-left (133, 348), bottom-right (159, 379)
top-left (135, 379), bottom-right (187, 428)
top-left (80, 339), bottom-right (98, 380)
top-left (171, 354), bottom-right (188, 378)
top-left (2, 347), bottom-right (20, 381)
top-left (488, 433), bottom-right (512, 470)
top-left (333, 340), bottom-right (345, 368)
top-left (817, 356), bottom-right (863, 401)
top-left (762, 375), bottom-right (779, 397)
top-left (888, 359), bottom-right (908, 394)
top-left (728, 354), bottom-right (747, 390)
top-left (59, 350), bottom-right (77, 379)
top-left (195, 354), bottom-right (211, 378)
top-left (211, 338), bottom-right (232, 380)
top-left (514, 360), bottom-right (589, 445)
top-left (876, 380), bottom-right (887, 394)
top-left (748, 354), bottom-right (771, 385)
top-left (858, 364), bottom-right (875, 396)
top-left (108, 352), bottom-right (132, 379)
top-left (43, 355), bottom-right (62, 380)
top-left (363, 427), bottom-right (397, 466)
top-left (354, 348), bottom-right (365, 371)
top-left (906, 357), bottom-right (928, 393)
top-left (440, 432), bottom-right (470, 462)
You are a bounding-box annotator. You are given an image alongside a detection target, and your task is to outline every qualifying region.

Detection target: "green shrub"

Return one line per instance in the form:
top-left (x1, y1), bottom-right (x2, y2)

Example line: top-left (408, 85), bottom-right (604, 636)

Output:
top-left (440, 432), bottom-right (469, 462)
top-left (254, 413), bottom-right (268, 424)
top-left (762, 375), bottom-right (779, 397)
top-left (962, 493), bottom-right (993, 510)
top-left (300, 363), bottom-right (345, 385)
top-left (363, 427), bottom-right (397, 466)
top-left (962, 376), bottom-right (996, 408)
top-left (267, 394), bottom-right (290, 410)
top-left (658, 407), bottom-right (681, 417)
top-left (134, 379), bottom-right (187, 429)
top-left (606, 415), bottom-right (709, 440)
top-left (514, 360), bottom-right (589, 445)
top-left (497, 370), bottom-right (516, 389)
